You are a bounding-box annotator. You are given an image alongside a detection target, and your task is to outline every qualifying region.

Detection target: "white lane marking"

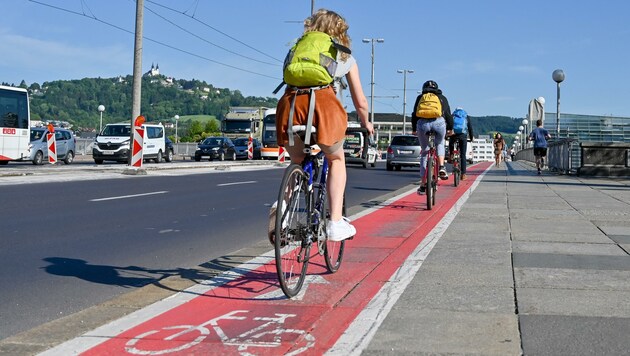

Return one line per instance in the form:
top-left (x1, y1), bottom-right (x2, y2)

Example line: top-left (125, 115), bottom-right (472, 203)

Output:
top-left (90, 191), bottom-right (168, 202)
top-left (217, 180), bottom-right (257, 187)
top-left (327, 164), bottom-right (493, 356)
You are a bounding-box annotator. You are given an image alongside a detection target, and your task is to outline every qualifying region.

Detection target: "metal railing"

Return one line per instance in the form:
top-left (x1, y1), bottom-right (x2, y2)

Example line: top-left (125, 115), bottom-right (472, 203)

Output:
top-left (75, 138), bottom-right (199, 160)
top-left (514, 138), bottom-right (579, 175)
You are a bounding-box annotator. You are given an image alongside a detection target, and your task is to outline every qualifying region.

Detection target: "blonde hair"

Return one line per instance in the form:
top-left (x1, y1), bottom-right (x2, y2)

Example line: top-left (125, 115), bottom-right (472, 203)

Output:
top-left (303, 9), bottom-right (351, 61)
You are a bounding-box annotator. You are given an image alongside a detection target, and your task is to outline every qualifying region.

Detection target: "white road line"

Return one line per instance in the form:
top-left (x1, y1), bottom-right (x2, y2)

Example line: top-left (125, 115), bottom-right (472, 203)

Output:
top-left (217, 180), bottom-right (256, 187)
top-left (90, 191), bottom-right (168, 202)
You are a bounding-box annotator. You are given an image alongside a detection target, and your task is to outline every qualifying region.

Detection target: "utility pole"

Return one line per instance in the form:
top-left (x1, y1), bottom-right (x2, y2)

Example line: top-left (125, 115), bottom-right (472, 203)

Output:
top-left (130, 0), bottom-right (144, 165)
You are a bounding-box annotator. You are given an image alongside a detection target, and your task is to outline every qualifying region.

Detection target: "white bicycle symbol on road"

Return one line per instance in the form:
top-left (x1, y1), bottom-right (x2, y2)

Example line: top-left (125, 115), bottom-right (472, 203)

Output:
top-left (125, 310), bottom-right (315, 355)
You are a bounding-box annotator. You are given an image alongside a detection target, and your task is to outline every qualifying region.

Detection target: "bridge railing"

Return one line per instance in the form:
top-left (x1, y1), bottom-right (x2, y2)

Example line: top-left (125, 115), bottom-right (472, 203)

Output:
top-left (514, 138), bottom-right (579, 175)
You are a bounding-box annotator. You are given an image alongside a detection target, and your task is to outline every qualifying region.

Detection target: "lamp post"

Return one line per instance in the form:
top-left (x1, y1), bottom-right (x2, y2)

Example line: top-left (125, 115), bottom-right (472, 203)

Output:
top-left (552, 69), bottom-right (565, 138)
top-left (397, 69), bottom-right (414, 134)
top-left (521, 119), bottom-right (528, 148)
top-left (174, 114), bottom-right (180, 157)
top-left (362, 38), bottom-right (384, 125)
top-left (98, 105), bottom-right (105, 133)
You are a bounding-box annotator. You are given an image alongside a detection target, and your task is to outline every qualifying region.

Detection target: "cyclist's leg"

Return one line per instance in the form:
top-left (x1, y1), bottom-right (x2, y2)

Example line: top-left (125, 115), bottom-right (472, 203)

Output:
top-left (431, 118), bottom-right (448, 179)
top-left (459, 135), bottom-right (467, 175)
top-left (320, 141), bottom-right (355, 241)
top-left (319, 142), bottom-right (345, 222)
top-left (417, 120), bottom-right (431, 184)
top-left (283, 136), bottom-right (306, 165)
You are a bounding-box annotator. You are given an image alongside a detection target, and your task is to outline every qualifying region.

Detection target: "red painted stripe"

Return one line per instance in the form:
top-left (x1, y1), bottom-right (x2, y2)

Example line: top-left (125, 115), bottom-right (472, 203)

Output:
top-left (83, 163), bottom-right (492, 355)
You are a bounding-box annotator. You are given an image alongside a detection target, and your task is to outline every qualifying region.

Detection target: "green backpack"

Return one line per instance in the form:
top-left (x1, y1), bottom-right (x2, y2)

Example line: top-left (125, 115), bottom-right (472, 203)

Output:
top-left (276, 31), bottom-right (351, 91)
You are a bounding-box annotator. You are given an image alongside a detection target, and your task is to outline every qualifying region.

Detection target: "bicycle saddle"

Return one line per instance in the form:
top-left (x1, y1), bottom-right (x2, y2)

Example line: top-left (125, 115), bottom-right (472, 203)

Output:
top-left (291, 125), bottom-right (318, 146)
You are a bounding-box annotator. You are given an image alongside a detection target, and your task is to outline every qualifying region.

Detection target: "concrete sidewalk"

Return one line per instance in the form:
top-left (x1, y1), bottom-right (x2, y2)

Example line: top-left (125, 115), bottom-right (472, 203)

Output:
top-left (363, 161), bottom-right (630, 355)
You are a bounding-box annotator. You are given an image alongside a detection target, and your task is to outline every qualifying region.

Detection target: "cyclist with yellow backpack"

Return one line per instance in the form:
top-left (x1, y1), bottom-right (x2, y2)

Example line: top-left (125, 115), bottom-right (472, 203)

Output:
top-left (411, 80), bottom-right (454, 194)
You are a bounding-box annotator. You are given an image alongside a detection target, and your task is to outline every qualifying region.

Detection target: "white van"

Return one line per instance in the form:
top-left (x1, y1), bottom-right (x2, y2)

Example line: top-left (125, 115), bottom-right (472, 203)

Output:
top-left (93, 122), bottom-right (166, 164)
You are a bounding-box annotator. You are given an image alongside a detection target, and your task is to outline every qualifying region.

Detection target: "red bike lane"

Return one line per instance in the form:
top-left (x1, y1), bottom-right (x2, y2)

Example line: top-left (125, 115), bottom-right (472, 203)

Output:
top-left (61, 163), bottom-right (492, 356)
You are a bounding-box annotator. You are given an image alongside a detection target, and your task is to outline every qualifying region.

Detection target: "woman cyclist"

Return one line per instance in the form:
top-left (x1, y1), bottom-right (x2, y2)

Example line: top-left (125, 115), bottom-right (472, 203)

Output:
top-left (275, 9), bottom-right (373, 242)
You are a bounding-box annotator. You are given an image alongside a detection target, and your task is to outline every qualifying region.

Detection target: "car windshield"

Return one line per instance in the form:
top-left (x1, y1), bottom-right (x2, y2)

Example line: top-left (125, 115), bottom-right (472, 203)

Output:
top-left (233, 138), bottom-right (248, 145)
top-left (391, 136), bottom-right (420, 146)
top-left (101, 125), bottom-right (130, 137)
top-left (202, 138), bottom-right (224, 145)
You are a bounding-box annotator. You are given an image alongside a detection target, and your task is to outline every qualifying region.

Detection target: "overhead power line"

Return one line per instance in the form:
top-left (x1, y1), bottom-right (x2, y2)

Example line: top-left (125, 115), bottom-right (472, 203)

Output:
top-left (146, 0), bottom-right (282, 63)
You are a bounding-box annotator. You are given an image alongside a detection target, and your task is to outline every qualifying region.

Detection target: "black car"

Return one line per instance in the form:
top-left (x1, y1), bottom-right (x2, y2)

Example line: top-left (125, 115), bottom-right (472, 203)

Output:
top-left (164, 137), bottom-right (174, 162)
top-left (194, 136), bottom-right (237, 161)
top-left (232, 137), bottom-right (262, 160)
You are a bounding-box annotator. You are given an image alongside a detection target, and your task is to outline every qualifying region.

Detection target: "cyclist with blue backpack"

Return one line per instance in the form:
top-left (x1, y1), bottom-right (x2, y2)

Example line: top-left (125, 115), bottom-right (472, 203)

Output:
top-left (412, 80), bottom-right (453, 194)
top-left (449, 107), bottom-right (474, 180)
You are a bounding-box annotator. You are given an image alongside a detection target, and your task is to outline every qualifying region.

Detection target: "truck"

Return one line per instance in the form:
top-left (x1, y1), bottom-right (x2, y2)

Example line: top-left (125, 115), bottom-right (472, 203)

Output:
top-left (221, 107), bottom-right (264, 140)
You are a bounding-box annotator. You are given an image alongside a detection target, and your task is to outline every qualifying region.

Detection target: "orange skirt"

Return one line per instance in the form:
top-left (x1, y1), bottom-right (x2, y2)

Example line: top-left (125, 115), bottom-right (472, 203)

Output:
top-left (276, 86), bottom-right (348, 147)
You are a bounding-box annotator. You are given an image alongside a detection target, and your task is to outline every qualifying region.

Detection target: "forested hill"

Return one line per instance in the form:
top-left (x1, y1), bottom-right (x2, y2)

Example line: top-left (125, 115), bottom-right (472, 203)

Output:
top-left (7, 76), bottom-right (278, 132)
top-left (8, 76), bottom-right (522, 137)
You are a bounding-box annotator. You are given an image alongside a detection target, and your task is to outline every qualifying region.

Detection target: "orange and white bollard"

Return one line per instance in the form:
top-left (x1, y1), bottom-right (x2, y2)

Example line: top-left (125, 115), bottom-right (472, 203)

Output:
top-left (278, 146), bottom-right (285, 163)
top-left (46, 124), bottom-right (57, 164)
top-left (131, 115), bottom-right (145, 168)
top-left (247, 136), bottom-right (253, 160)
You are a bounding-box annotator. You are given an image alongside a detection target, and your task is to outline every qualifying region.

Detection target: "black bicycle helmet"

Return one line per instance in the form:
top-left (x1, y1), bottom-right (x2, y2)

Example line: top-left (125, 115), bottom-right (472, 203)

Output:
top-left (422, 80), bottom-right (438, 90)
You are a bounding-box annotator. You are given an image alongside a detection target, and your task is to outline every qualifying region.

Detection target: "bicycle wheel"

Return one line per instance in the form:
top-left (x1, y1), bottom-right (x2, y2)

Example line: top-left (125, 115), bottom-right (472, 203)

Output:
top-left (426, 152), bottom-right (434, 210)
top-left (275, 164), bottom-right (310, 298)
top-left (324, 195), bottom-right (346, 273)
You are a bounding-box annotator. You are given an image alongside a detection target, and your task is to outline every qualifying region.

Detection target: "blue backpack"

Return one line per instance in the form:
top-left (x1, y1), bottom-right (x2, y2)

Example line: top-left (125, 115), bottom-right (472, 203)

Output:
top-left (452, 108), bottom-right (468, 134)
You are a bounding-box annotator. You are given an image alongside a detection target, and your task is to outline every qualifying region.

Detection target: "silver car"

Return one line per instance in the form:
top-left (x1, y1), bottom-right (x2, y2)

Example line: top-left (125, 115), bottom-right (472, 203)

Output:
top-left (27, 127), bottom-right (76, 165)
top-left (386, 134), bottom-right (421, 171)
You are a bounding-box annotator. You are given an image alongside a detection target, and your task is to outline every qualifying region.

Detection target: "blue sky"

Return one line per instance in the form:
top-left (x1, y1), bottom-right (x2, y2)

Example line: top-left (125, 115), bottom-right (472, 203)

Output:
top-left (3, 0), bottom-right (630, 119)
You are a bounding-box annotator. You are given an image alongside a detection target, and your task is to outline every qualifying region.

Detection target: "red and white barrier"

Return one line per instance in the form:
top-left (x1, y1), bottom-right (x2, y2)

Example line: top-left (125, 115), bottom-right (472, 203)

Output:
top-left (131, 116), bottom-right (145, 168)
top-left (47, 124), bottom-right (57, 164)
top-left (247, 136), bottom-right (253, 160)
top-left (278, 146), bottom-right (286, 163)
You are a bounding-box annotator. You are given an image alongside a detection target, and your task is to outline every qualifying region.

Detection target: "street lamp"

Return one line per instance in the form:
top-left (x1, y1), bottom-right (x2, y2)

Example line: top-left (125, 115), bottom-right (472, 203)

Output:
top-left (174, 114), bottom-right (180, 157)
top-left (362, 38), bottom-right (385, 125)
top-left (98, 105), bottom-right (105, 133)
top-left (397, 69), bottom-right (414, 134)
top-left (552, 69), bottom-right (565, 138)
top-left (521, 119), bottom-right (528, 148)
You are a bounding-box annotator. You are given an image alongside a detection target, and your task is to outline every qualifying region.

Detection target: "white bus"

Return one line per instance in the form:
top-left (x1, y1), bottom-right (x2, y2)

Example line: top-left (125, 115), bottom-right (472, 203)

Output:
top-left (0, 85), bottom-right (30, 165)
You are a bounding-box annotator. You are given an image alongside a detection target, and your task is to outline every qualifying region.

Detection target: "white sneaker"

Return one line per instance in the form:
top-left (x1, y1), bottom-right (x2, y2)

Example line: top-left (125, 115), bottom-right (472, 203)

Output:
top-left (327, 217), bottom-right (356, 242)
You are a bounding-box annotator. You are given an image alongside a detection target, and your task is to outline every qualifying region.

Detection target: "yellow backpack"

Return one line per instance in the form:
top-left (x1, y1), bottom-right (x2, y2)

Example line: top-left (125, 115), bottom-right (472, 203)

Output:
top-left (416, 92), bottom-right (442, 118)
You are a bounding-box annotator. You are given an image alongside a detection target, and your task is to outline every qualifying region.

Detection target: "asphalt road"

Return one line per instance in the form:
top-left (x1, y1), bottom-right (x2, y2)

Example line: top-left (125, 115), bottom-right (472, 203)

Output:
top-left (0, 160), bottom-right (420, 340)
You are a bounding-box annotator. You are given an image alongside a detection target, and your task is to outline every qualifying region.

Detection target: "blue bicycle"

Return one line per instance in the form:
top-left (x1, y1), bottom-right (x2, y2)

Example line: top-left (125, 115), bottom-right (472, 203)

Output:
top-left (272, 126), bottom-right (346, 298)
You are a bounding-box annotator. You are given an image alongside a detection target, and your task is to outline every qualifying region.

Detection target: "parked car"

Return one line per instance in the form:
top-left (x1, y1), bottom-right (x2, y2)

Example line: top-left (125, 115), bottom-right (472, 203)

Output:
top-left (343, 127), bottom-right (377, 168)
top-left (164, 137), bottom-right (174, 162)
top-left (232, 137), bottom-right (262, 160)
top-left (194, 136), bottom-right (237, 161)
top-left (27, 127), bottom-right (76, 165)
top-left (386, 134), bottom-right (421, 171)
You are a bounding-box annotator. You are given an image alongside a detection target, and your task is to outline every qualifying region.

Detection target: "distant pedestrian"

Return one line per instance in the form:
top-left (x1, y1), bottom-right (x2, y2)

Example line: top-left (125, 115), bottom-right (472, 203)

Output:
top-left (493, 132), bottom-right (505, 167)
top-left (528, 119), bottom-right (551, 175)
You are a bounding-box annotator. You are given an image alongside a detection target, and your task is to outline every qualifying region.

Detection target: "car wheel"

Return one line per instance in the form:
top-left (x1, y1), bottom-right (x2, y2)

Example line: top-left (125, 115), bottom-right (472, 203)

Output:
top-left (194, 156), bottom-right (201, 162)
top-left (219, 152), bottom-right (225, 161)
top-left (154, 150), bottom-right (163, 163)
top-left (386, 162), bottom-right (393, 171)
top-left (165, 149), bottom-right (173, 162)
top-left (63, 151), bottom-right (74, 165)
top-left (395, 165), bottom-right (402, 171)
top-left (231, 151), bottom-right (237, 161)
top-left (94, 159), bottom-right (103, 164)
top-left (33, 151), bottom-right (44, 165)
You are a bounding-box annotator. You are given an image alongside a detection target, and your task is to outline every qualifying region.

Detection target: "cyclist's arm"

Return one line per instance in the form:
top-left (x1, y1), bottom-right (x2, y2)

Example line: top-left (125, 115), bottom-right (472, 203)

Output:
top-left (467, 118), bottom-right (474, 141)
top-left (410, 95), bottom-right (421, 135)
top-left (346, 63), bottom-right (373, 136)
